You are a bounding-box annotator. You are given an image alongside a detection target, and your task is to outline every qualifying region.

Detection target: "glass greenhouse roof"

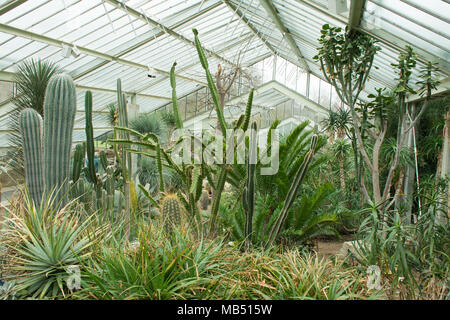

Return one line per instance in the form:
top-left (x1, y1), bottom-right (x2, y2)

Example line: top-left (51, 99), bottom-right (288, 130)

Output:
top-left (0, 0), bottom-right (448, 148)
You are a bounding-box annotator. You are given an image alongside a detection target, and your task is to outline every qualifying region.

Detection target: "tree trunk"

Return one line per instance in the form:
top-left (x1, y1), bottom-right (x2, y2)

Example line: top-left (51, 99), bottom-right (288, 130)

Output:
top-left (339, 154), bottom-right (346, 190)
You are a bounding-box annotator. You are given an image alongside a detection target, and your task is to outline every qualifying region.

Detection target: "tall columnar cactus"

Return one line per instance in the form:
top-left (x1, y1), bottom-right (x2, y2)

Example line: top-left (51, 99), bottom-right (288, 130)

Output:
top-left (72, 143), bottom-right (85, 183)
top-left (19, 108), bottom-right (44, 207)
top-left (243, 121), bottom-right (257, 247)
top-left (99, 150), bottom-right (108, 172)
top-left (104, 165), bottom-right (115, 217)
top-left (161, 193), bottom-right (182, 233)
top-left (116, 79), bottom-right (133, 238)
top-left (43, 73), bottom-right (76, 205)
top-left (193, 28), bottom-right (227, 137)
top-left (85, 91), bottom-right (98, 185)
top-left (170, 62), bottom-right (183, 130)
top-left (265, 135), bottom-right (318, 249)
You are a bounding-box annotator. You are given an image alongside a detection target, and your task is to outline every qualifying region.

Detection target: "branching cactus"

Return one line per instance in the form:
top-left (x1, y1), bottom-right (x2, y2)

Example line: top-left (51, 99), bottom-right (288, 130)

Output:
top-left (19, 108), bottom-right (44, 207)
top-left (265, 134), bottom-right (319, 249)
top-left (43, 73), bottom-right (76, 205)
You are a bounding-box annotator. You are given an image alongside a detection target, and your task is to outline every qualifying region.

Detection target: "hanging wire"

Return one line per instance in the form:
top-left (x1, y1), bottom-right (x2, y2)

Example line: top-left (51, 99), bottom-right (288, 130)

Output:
top-left (102, 0), bottom-right (117, 34)
top-left (119, 0), bottom-right (138, 37)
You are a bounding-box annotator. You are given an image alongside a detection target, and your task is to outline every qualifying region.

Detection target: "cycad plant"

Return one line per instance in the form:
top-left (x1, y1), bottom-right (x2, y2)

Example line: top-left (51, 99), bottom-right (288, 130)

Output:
top-left (7, 59), bottom-right (60, 176)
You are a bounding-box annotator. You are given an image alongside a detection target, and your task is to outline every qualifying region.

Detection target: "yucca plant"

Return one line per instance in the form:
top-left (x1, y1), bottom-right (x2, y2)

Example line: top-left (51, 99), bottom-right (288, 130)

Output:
top-left (2, 187), bottom-right (100, 299)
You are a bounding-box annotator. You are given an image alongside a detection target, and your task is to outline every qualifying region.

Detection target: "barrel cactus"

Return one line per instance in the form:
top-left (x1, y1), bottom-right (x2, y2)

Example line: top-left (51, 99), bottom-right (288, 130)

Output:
top-left (42, 73), bottom-right (77, 205)
top-left (19, 108), bottom-right (44, 207)
top-left (161, 193), bottom-right (182, 233)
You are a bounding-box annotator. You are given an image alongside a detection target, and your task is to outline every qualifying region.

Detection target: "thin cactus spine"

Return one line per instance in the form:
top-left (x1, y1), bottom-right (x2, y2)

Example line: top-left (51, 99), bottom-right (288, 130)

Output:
top-left (19, 108), bottom-right (44, 207)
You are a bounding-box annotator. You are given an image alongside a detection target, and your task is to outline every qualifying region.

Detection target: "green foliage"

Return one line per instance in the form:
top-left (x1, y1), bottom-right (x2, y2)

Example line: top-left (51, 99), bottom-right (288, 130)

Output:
top-left (265, 135), bottom-right (319, 248)
top-left (72, 221), bottom-right (228, 300)
top-left (314, 25), bottom-right (379, 106)
top-left (2, 189), bottom-right (99, 299)
top-left (283, 183), bottom-right (339, 242)
top-left (129, 112), bottom-right (166, 140)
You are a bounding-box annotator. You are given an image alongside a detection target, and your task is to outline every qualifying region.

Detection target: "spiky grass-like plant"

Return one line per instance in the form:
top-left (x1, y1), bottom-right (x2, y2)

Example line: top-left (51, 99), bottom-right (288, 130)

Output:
top-left (1, 187), bottom-right (101, 299)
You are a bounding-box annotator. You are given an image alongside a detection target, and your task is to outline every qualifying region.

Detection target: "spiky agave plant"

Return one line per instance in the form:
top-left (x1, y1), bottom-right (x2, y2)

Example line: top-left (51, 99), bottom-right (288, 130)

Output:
top-left (7, 59), bottom-right (61, 176)
top-left (2, 187), bottom-right (101, 299)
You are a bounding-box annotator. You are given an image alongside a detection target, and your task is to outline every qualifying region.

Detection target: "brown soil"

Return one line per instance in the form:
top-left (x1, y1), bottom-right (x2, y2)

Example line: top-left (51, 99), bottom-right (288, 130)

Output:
top-left (314, 234), bottom-right (355, 258)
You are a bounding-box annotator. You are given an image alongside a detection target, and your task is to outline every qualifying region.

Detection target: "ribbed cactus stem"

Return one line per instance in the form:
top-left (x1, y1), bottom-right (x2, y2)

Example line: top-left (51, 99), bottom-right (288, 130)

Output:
top-left (161, 193), bottom-right (182, 233)
top-left (85, 91), bottom-right (97, 185)
top-left (242, 89), bottom-right (254, 131)
top-left (208, 167), bottom-right (227, 232)
top-left (244, 121), bottom-right (257, 246)
top-left (99, 150), bottom-right (108, 172)
top-left (43, 73), bottom-right (76, 206)
top-left (19, 108), bottom-right (44, 207)
top-left (156, 143), bottom-right (165, 193)
top-left (170, 62), bottom-right (183, 129)
top-left (265, 134), bottom-right (318, 249)
top-left (192, 28), bottom-right (227, 137)
top-left (117, 79), bottom-right (131, 239)
top-left (72, 143), bottom-right (85, 183)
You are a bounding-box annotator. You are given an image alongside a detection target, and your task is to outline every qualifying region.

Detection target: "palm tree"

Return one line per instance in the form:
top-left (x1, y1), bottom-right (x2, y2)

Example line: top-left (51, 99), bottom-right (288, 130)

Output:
top-left (321, 107), bottom-right (351, 142)
top-left (129, 112), bottom-right (166, 142)
top-left (332, 139), bottom-right (351, 190)
top-left (7, 59), bottom-right (61, 176)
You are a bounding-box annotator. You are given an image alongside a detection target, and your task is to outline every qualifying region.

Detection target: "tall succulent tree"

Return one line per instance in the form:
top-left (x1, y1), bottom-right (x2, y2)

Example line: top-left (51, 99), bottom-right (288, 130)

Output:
top-left (315, 25), bottom-right (440, 215)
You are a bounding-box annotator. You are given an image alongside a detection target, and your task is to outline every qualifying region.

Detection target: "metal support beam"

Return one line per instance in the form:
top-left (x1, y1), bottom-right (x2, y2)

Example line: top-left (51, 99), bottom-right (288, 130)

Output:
top-left (223, 0), bottom-right (278, 56)
top-left (258, 0), bottom-right (310, 72)
top-left (0, 0), bottom-right (28, 16)
top-left (71, 0), bottom-right (222, 80)
top-left (348, 0), bottom-right (366, 33)
top-left (0, 23), bottom-right (207, 87)
top-left (0, 71), bottom-right (171, 100)
top-left (297, 0), bottom-right (450, 73)
top-left (133, 33), bottom-right (256, 96)
top-left (75, 85), bottom-right (171, 101)
top-left (104, 0), bottom-right (236, 67)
